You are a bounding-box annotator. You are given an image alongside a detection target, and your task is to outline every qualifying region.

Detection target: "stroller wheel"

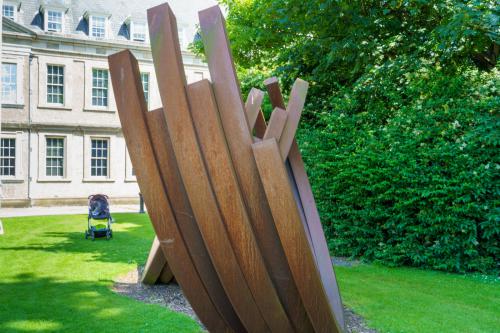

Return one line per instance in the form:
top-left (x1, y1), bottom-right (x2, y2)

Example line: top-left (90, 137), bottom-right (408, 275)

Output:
top-left (91, 231), bottom-right (95, 241)
top-left (85, 231), bottom-right (89, 239)
top-left (106, 231), bottom-right (111, 240)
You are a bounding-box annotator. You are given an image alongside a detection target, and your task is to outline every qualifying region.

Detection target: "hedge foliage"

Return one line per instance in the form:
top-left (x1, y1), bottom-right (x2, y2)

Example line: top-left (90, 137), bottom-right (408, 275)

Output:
top-left (193, 0), bottom-right (499, 273)
top-left (299, 64), bottom-right (499, 273)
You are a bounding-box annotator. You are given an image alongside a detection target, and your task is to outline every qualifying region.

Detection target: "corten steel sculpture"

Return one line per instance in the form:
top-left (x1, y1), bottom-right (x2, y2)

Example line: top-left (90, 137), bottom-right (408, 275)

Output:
top-left (109, 2), bottom-right (345, 332)
top-left (141, 236), bottom-right (173, 285)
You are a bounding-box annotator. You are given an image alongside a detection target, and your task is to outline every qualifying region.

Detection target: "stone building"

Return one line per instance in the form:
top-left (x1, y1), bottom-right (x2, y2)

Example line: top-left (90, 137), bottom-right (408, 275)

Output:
top-left (0, 0), bottom-right (215, 207)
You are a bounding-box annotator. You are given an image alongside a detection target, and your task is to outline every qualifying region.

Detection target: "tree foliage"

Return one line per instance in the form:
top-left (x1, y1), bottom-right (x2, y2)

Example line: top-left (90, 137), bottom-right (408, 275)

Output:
top-left (193, 0), bottom-right (499, 273)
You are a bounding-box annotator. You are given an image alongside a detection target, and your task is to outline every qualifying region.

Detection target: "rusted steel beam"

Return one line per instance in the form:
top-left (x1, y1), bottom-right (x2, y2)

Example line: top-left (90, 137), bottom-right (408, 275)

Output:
top-left (199, 6), bottom-right (313, 332)
top-left (142, 236), bottom-right (172, 284)
top-left (188, 79), bottom-right (294, 332)
top-left (259, 80), bottom-right (315, 248)
top-left (159, 264), bottom-right (174, 283)
top-left (254, 110), bottom-right (268, 139)
top-left (263, 77), bottom-right (283, 106)
top-left (263, 107), bottom-right (287, 141)
top-left (252, 139), bottom-right (342, 333)
top-left (108, 50), bottom-right (231, 332)
top-left (148, 4), bottom-right (268, 331)
top-left (278, 79), bottom-right (308, 160)
top-left (288, 143), bottom-right (346, 331)
top-left (264, 78), bottom-right (346, 330)
top-left (245, 88), bottom-right (314, 249)
top-left (244, 88), bottom-right (265, 131)
top-left (144, 108), bottom-right (244, 331)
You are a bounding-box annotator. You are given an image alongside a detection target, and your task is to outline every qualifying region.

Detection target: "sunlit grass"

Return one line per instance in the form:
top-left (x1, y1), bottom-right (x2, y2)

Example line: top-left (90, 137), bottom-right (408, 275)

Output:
top-left (5, 320), bottom-right (62, 331)
top-left (0, 213), bottom-right (201, 333)
top-left (335, 263), bottom-right (500, 333)
top-left (1, 213), bottom-right (498, 332)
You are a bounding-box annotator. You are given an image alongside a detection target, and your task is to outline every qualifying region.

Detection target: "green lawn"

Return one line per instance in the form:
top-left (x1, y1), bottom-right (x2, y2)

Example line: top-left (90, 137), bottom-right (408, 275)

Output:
top-left (0, 214), bottom-right (498, 333)
top-left (336, 264), bottom-right (499, 333)
top-left (335, 265), bottom-right (500, 333)
top-left (0, 213), bottom-right (201, 333)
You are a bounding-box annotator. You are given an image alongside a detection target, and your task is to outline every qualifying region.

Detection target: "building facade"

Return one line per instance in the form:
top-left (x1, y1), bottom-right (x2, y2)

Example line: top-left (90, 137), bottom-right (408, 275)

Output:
top-left (0, 0), bottom-right (215, 207)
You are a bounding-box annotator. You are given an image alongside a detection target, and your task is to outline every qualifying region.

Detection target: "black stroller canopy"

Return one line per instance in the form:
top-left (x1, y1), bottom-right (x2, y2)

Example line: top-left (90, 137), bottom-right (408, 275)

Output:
top-left (89, 194), bottom-right (110, 220)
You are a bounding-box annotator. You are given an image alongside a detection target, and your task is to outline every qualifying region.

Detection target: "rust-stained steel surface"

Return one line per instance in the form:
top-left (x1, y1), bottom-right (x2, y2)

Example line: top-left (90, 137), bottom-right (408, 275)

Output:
top-left (245, 88), bottom-right (265, 131)
top-left (108, 50), bottom-right (231, 333)
top-left (263, 107), bottom-right (288, 141)
top-left (277, 79), bottom-right (308, 160)
top-left (145, 108), bottom-right (244, 331)
top-left (264, 78), bottom-right (346, 330)
top-left (252, 139), bottom-right (342, 333)
top-left (188, 79), bottom-right (294, 332)
top-left (141, 236), bottom-right (172, 284)
top-left (199, 6), bottom-right (314, 332)
top-left (109, 2), bottom-right (345, 332)
top-left (148, 4), bottom-right (269, 332)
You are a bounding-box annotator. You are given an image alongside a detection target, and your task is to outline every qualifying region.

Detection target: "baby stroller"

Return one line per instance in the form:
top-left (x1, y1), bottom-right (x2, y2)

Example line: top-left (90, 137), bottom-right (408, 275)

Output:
top-left (85, 194), bottom-right (113, 240)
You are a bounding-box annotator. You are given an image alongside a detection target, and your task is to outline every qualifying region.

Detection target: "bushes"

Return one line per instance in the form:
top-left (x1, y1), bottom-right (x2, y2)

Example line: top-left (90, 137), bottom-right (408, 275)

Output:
top-left (299, 64), bottom-right (499, 273)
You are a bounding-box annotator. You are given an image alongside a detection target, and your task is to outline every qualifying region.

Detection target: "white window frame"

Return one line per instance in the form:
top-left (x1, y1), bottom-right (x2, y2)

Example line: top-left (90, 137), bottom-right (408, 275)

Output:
top-left (2, 2), bottom-right (17, 21)
top-left (44, 8), bottom-right (64, 33)
top-left (84, 61), bottom-right (115, 112)
top-left (131, 21), bottom-right (147, 42)
top-left (37, 133), bottom-right (72, 182)
top-left (91, 68), bottom-right (109, 107)
top-left (0, 137), bottom-right (16, 178)
top-left (46, 64), bottom-right (64, 105)
top-left (0, 132), bottom-right (23, 181)
top-left (45, 137), bottom-right (65, 177)
top-left (90, 138), bottom-right (109, 177)
top-left (140, 72), bottom-right (150, 107)
top-left (1, 57), bottom-right (24, 106)
top-left (83, 135), bottom-right (114, 182)
top-left (138, 64), bottom-right (160, 110)
top-left (89, 15), bottom-right (108, 39)
top-left (38, 57), bottom-right (73, 110)
top-left (2, 62), bottom-right (17, 104)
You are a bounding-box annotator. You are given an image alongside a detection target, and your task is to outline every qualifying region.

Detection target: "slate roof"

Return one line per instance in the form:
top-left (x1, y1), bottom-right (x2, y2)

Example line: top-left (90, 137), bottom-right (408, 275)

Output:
top-left (4, 0), bottom-right (216, 43)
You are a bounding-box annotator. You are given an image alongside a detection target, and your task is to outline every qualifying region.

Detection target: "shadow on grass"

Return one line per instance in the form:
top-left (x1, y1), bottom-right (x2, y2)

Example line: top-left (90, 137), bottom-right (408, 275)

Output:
top-left (0, 273), bottom-right (199, 333)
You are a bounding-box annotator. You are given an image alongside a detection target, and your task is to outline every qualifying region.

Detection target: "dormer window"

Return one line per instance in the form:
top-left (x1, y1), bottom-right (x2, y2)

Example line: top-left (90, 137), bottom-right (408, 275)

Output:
top-left (84, 12), bottom-right (111, 39)
top-left (89, 15), bottom-right (107, 38)
top-left (40, 4), bottom-right (66, 33)
top-left (124, 17), bottom-right (148, 43)
top-left (131, 22), bottom-right (147, 42)
top-left (2, 2), bottom-right (16, 21)
top-left (47, 10), bottom-right (63, 32)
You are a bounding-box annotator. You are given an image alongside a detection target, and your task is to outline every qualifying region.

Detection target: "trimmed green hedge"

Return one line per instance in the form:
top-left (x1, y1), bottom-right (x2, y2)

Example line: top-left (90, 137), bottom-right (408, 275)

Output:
top-left (299, 64), bottom-right (499, 273)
